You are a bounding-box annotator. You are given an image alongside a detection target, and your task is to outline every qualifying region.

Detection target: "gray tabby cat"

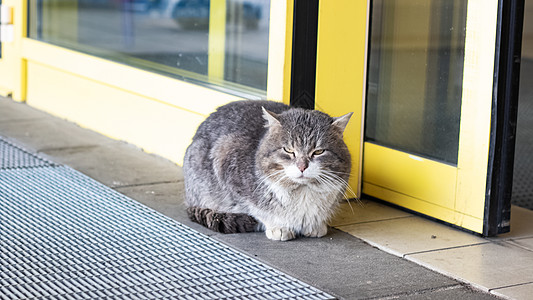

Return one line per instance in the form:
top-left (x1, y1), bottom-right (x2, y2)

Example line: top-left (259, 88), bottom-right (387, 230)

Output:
top-left (183, 100), bottom-right (352, 241)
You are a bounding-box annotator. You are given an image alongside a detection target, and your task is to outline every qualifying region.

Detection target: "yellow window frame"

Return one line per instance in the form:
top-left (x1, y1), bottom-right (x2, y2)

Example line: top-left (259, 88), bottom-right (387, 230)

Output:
top-left (363, 0), bottom-right (499, 234)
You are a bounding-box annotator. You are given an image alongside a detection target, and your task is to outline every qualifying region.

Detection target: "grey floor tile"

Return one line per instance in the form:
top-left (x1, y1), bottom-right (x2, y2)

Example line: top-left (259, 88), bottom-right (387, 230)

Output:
top-left (492, 282), bottom-right (533, 300)
top-left (0, 97), bottom-right (49, 122)
top-left (330, 199), bottom-right (411, 227)
top-left (0, 117), bottom-right (114, 152)
top-left (394, 285), bottom-right (501, 300)
top-left (41, 143), bottom-right (183, 188)
top-left (407, 241), bottom-right (533, 291)
top-left (337, 215), bottom-right (487, 257)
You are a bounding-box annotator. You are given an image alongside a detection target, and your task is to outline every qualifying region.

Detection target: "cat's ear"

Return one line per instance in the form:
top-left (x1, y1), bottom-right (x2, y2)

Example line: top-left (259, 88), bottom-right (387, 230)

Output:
top-left (262, 107), bottom-right (281, 128)
top-left (332, 112), bottom-right (353, 133)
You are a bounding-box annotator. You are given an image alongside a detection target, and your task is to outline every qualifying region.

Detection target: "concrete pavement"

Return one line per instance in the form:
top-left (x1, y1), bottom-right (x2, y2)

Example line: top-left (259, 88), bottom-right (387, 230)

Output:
top-left (0, 96), bottom-right (500, 299)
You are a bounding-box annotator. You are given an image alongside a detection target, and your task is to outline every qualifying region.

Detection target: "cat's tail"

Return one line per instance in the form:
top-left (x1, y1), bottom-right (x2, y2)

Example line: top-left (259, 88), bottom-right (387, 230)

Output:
top-left (186, 206), bottom-right (259, 234)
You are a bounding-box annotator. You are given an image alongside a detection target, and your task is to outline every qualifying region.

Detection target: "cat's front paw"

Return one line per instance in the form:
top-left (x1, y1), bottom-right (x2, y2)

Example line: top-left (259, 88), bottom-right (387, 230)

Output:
top-left (303, 224), bottom-right (328, 238)
top-left (265, 227), bottom-right (296, 241)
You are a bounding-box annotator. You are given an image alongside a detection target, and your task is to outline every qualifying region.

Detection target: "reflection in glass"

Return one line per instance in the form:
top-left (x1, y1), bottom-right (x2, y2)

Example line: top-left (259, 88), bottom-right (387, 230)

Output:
top-left (225, 1), bottom-right (267, 90)
top-left (28, 0), bottom-right (270, 94)
top-left (366, 0), bottom-right (467, 164)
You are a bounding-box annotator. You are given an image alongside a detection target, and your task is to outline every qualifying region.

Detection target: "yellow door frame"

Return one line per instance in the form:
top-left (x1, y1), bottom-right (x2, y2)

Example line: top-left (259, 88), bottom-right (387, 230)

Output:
top-left (315, 0), bottom-right (509, 235)
top-left (315, 0), bottom-right (369, 199)
top-left (363, 0), bottom-right (499, 234)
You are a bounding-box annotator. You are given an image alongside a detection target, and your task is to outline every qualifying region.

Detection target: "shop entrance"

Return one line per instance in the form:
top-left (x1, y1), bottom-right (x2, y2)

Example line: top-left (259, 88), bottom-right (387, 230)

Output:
top-left (315, 0), bottom-right (524, 236)
top-left (0, 0), bottom-right (524, 236)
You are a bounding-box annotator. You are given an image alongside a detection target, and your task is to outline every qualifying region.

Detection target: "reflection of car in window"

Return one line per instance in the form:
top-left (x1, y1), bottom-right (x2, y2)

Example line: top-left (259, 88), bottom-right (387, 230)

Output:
top-left (171, 0), bottom-right (210, 29)
top-left (130, 0), bottom-right (262, 30)
top-left (131, 0), bottom-right (163, 12)
top-left (172, 0), bottom-right (262, 30)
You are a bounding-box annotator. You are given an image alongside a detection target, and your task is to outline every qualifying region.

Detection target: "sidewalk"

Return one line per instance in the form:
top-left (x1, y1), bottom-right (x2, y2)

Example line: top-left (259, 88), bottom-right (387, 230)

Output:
top-left (0, 96), bottom-right (500, 299)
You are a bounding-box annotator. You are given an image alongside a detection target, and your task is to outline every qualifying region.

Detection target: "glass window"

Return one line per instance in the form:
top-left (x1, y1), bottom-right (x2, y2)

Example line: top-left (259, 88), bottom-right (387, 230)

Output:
top-left (28, 0), bottom-right (271, 95)
top-left (365, 0), bottom-right (467, 164)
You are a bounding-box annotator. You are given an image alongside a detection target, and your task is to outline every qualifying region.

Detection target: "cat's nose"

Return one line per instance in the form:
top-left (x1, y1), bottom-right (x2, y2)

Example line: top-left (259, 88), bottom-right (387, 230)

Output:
top-left (297, 161), bottom-right (308, 172)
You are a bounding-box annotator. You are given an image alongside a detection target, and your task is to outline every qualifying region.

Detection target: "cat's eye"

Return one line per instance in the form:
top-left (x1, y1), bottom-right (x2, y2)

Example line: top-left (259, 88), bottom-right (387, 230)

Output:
top-left (313, 149), bottom-right (325, 156)
top-left (283, 147), bottom-right (294, 154)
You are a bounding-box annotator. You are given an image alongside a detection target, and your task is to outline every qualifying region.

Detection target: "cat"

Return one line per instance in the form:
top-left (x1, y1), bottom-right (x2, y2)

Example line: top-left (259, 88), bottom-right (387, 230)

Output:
top-left (183, 100), bottom-right (352, 241)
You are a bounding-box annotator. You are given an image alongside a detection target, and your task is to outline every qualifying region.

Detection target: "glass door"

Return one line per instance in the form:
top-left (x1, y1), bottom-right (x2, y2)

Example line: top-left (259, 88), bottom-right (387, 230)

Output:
top-left (362, 0), bottom-right (523, 235)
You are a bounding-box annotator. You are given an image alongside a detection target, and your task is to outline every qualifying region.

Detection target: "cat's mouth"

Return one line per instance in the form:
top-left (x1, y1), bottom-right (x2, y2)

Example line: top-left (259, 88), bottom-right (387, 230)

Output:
top-left (288, 174), bottom-right (314, 185)
top-left (283, 166), bottom-right (318, 185)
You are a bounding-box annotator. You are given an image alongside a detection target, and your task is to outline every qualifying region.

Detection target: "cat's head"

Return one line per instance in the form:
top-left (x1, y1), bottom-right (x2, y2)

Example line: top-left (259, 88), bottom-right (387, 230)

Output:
top-left (256, 106), bottom-right (352, 191)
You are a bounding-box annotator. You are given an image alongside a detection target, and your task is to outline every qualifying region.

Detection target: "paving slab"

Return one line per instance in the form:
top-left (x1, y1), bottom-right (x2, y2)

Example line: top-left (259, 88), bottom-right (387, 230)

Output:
top-left (492, 282), bottom-right (533, 300)
top-left (0, 114), bottom-right (114, 151)
top-left (0, 98), bottom-right (49, 122)
top-left (40, 142), bottom-right (183, 188)
top-left (395, 285), bottom-right (502, 300)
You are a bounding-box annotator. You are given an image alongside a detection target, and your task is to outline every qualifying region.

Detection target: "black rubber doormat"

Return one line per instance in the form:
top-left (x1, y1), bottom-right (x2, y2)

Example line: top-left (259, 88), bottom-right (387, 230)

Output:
top-left (0, 136), bottom-right (334, 299)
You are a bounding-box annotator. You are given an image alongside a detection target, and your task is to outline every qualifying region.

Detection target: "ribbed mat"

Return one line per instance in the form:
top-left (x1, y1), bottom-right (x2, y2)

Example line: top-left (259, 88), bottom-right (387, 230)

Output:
top-left (0, 137), bottom-right (53, 169)
top-left (0, 137), bottom-right (334, 299)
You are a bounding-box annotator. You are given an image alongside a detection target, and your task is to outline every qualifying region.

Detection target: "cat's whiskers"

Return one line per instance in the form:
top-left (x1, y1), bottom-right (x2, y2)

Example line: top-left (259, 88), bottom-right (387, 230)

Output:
top-left (268, 173), bottom-right (289, 194)
top-left (253, 169), bottom-right (286, 196)
top-left (314, 173), bottom-right (354, 215)
top-left (322, 170), bottom-right (362, 203)
top-left (258, 169), bottom-right (294, 202)
top-left (317, 170), bottom-right (361, 214)
top-left (318, 171), bottom-right (350, 195)
top-left (328, 170), bottom-right (355, 177)
top-left (314, 172), bottom-right (344, 193)
top-left (315, 174), bottom-right (348, 200)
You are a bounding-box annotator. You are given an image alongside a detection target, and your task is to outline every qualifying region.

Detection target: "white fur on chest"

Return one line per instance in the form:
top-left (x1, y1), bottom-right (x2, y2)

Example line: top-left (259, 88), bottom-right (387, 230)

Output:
top-left (254, 180), bottom-right (339, 234)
